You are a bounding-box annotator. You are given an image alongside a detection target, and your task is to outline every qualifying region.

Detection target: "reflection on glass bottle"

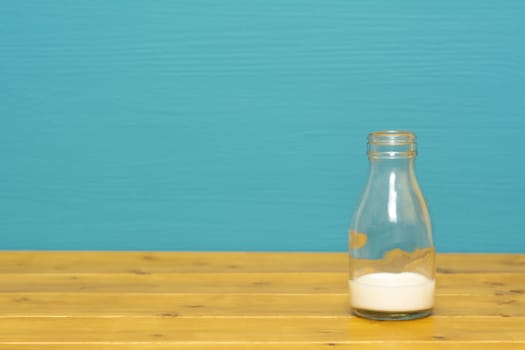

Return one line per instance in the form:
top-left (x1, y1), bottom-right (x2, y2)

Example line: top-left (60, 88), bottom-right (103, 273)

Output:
top-left (349, 130), bottom-right (435, 320)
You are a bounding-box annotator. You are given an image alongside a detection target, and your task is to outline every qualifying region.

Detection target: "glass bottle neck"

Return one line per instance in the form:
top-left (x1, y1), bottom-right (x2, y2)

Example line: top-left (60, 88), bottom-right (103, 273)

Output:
top-left (370, 157), bottom-right (414, 169)
top-left (368, 157), bottom-right (416, 179)
top-left (367, 130), bottom-right (417, 160)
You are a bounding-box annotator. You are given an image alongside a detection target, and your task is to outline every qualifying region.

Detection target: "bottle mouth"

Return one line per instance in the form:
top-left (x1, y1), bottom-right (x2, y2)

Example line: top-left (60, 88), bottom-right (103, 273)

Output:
top-left (368, 130), bottom-right (416, 145)
top-left (367, 130), bottom-right (417, 159)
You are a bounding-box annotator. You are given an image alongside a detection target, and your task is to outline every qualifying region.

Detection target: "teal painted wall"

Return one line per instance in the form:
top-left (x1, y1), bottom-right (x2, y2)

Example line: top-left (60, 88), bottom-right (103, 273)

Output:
top-left (1, 1), bottom-right (524, 252)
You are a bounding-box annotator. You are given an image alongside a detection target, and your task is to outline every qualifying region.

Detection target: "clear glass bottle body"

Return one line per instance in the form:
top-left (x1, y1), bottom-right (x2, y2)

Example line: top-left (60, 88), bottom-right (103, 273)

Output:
top-left (349, 131), bottom-right (435, 320)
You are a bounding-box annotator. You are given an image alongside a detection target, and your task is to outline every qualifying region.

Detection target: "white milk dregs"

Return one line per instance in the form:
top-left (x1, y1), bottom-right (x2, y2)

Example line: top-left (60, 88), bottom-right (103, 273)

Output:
top-left (349, 272), bottom-right (435, 312)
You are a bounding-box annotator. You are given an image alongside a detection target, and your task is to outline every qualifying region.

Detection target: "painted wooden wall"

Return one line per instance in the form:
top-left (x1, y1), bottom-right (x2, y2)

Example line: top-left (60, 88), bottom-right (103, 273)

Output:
top-left (1, 1), bottom-right (524, 252)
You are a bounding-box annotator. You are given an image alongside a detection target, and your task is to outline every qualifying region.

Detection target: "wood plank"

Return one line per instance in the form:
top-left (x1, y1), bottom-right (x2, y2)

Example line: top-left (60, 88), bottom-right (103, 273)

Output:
top-left (436, 254), bottom-right (525, 274)
top-left (0, 272), bottom-right (343, 293)
top-left (0, 293), bottom-right (523, 317)
top-left (0, 252), bottom-right (523, 274)
top-left (0, 252), bottom-right (345, 273)
top-left (0, 273), bottom-right (523, 295)
top-left (2, 344), bottom-right (525, 350)
top-left (0, 317), bottom-right (523, 342)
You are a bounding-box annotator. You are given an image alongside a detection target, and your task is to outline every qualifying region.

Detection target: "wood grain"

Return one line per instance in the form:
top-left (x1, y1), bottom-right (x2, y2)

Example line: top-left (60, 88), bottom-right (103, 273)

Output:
top-left (0, 252), bottom-right (523, 273)
top-left (0, 317), bottom-right (524, 342)
top-left (0, 293), bottom-right (524, 317)
top-left (0, 252), bottom-right (523, 348)
top-left (2, 345), bottom-right (525, 350)
top-left (4, 340), bottom-right (525, 350)
top-left (1, 272), bottom-right (523, 295)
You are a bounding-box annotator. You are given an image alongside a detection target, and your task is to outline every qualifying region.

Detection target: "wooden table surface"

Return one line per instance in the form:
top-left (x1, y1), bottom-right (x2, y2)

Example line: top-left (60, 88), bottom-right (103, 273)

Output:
top-left (0, 252), bottom-right (524, 349)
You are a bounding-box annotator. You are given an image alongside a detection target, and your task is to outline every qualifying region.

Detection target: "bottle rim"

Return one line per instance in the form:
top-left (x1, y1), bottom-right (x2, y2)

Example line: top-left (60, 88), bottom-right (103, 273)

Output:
top-left (367, 130), bottom-right (417, 159)
top-left (368, 130), bottom-right (416, 145)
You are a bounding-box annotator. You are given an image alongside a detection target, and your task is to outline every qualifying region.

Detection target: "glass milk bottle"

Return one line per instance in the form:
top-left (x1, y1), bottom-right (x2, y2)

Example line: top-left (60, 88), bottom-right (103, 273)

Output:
top-left (348, 130), bottom-right (435, 320)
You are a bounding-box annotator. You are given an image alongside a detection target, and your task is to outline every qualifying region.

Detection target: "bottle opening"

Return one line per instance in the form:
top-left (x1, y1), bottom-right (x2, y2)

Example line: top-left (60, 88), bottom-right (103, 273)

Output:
top-left (368, 130), bottom-right (417, 159)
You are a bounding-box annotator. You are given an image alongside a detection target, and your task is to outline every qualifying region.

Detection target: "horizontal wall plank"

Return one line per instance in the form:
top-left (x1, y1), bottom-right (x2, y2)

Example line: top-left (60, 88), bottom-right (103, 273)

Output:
top-left (2, 1), bottom-right (525, 252)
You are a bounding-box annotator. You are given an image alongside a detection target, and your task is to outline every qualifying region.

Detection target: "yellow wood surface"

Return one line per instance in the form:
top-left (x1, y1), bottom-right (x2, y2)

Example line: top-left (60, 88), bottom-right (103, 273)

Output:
top-left (1, 293), bottom-right (524, 317)
top-left (1, 252), bottom-right (524, 273)
top-left (0, 252), bottom-right (524, 349)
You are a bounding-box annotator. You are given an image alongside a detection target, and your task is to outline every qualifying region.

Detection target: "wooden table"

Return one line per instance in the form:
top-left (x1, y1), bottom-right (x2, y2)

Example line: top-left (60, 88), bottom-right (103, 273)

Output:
top-left (0, 252), bottom-right (524, 349)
